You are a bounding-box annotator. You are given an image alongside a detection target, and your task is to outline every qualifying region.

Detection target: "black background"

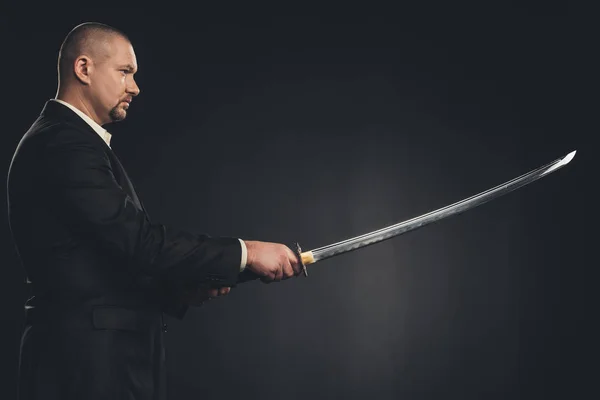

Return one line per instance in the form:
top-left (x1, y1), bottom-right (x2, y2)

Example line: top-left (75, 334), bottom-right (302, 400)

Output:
top-left (0, 6), bottom-right (595, 400)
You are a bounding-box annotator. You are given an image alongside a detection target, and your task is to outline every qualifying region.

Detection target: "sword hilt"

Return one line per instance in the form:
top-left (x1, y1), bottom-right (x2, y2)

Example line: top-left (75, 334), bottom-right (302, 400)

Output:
top-left (295, 242), bottom-right (316, 275)
top-left (295, 242), bottom-right (309, 277)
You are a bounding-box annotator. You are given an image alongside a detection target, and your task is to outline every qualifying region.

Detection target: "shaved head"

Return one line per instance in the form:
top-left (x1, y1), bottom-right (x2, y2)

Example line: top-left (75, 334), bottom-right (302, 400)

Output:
top-left (57, 22), bottom-right (129, 83)
top-left (55, 22), bottom-right (140, 125)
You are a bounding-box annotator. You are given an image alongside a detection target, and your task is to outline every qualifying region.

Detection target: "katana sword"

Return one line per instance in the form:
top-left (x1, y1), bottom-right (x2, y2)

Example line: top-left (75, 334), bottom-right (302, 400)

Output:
top-left (293, 150), bottom-right (576, 276)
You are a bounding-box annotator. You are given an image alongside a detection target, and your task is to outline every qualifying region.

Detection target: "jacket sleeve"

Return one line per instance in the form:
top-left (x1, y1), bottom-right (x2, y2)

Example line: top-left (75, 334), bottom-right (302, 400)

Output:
top-left (41, 128), bottom-right (243, 307)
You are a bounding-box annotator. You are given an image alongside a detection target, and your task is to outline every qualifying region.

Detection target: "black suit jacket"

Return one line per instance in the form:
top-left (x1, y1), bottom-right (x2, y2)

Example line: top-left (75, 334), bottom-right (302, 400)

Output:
top-left (8, 100), bottom-right (253, 400)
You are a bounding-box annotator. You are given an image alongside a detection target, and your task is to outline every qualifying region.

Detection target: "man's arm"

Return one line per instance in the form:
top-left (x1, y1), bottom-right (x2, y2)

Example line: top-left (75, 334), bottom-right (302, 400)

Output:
top-left (42, 129), bottom-right (243, 290)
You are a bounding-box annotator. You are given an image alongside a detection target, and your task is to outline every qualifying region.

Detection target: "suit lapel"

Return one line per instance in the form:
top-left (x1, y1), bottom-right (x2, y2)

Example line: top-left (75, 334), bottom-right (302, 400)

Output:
top-left (41, 100), bottom-right (149, 216)
top-left (106, 150), bottom-right (148, 215)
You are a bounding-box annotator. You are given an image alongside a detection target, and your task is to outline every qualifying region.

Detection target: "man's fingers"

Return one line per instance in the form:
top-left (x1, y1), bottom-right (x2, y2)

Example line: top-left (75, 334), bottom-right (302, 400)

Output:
top-left (283, 259), bottom-right (295, 279)
top-left (291, 256), bottom-right (302, 276)
top-left (274, 265), bottom-right (283, 282)
top-left (209, 287), bottom-right (231, 297)
top-left (218, 287), bottom-right (231, 296)
top-left (286, 246), bottom-right (302, 276)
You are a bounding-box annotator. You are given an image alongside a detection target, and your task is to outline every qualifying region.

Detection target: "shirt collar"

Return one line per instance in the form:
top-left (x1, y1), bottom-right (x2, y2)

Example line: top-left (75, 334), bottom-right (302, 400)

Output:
top-left (51, 99), bottom-right (112, 148)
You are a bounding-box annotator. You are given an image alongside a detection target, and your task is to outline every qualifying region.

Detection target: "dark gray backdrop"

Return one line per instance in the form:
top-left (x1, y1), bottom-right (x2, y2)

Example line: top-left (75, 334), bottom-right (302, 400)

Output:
top-left (0, 8), bottom-right (593, 400)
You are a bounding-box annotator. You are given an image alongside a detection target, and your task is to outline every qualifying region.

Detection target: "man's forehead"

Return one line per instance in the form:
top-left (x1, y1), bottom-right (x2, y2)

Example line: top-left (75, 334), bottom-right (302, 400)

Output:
top-left (106, 37), bottom-right (138, 70)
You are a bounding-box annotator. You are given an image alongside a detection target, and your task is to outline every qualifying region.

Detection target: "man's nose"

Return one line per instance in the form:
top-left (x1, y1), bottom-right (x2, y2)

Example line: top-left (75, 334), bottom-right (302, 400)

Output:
top-left (128, 79), bottom-right (141, 96)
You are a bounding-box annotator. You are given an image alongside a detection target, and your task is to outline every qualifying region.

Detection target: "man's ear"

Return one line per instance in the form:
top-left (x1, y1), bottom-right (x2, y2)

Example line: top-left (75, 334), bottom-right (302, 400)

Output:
top-left (73, 55), bottom-right (93, 85)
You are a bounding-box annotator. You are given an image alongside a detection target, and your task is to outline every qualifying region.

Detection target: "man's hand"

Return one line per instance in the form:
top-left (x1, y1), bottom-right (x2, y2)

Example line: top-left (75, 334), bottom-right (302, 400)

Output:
top-left (182, 286), bottom-right (231, 307)
top-left (244, 240), bottom-right (302, 283)
top-left (182, 240), bottom-right (301, 306)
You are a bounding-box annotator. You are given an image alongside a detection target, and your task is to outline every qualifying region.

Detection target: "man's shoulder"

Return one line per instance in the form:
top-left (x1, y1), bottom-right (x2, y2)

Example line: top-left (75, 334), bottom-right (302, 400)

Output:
top-left (22, 116), bottom-right (102, 150)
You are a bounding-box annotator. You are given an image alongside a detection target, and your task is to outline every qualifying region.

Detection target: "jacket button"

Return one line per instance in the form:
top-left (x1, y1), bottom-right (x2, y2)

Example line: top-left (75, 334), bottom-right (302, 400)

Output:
top-left (162, 323), bottom-right (168, 332)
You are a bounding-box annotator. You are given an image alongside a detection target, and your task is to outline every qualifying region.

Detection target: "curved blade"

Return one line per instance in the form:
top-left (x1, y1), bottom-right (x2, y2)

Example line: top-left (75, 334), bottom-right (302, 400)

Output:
top-left (301, 150), bottom-right (576, 265)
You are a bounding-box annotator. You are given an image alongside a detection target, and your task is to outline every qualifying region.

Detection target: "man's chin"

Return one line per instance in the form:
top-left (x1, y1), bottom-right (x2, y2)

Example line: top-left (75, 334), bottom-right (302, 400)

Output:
top-left (109, 108), bottom-right (127, 122)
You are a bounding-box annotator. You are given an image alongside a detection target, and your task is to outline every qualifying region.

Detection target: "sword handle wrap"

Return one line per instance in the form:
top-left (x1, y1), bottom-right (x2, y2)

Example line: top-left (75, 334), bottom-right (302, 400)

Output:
top-left (300, 251), bottom-right (315, 265)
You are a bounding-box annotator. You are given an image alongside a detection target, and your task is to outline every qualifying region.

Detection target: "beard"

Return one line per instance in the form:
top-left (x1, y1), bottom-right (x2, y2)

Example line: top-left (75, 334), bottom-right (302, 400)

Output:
top-left (109, 103), bottom-right (127, 122)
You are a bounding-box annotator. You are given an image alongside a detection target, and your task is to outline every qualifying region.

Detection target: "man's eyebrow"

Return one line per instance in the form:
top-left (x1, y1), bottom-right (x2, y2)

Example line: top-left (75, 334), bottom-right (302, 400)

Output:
top-left (119, 64), bottom-right (137, 72)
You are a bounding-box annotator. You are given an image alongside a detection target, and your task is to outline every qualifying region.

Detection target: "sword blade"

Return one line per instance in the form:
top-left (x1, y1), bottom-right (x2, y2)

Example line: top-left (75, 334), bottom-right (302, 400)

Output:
top-left (299, 150), bottom-right (576, 267)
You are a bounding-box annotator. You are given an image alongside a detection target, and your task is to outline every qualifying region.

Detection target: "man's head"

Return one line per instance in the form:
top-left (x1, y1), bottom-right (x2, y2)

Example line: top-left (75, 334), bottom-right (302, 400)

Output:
top-left (57, 22), bottom-right (140, 125)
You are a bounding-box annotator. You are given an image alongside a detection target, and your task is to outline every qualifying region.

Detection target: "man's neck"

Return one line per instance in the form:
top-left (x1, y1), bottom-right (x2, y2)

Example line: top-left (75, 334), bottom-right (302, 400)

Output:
top-left (56, 88), bottom-right (104, 126)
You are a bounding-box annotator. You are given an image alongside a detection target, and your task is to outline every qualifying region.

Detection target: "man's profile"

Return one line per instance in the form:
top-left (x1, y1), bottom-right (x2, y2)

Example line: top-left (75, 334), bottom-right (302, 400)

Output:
top-left (7, 22), bottom-right (301, 400)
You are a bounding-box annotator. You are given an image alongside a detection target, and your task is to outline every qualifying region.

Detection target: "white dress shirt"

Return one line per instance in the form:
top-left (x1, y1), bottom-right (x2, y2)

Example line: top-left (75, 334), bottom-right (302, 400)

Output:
top-left (52, 98), bottom-right (113, 147)
top-left (50, 99), bottom-right (247, 272)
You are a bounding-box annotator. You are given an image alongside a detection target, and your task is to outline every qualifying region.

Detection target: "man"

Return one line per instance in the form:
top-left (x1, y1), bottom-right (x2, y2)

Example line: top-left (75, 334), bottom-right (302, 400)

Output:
top-left (7, 22), bottom-right (302, 400)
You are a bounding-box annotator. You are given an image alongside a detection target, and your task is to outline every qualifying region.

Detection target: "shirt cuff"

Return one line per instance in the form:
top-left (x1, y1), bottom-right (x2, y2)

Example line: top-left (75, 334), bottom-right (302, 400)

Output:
top-left (238, 239), bottom-right (248, 272)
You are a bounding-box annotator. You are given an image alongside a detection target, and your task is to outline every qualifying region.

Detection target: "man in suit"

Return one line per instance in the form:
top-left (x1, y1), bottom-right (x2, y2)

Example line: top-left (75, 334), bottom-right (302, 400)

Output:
top-left (7, 22), bottom-right (303, 400)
